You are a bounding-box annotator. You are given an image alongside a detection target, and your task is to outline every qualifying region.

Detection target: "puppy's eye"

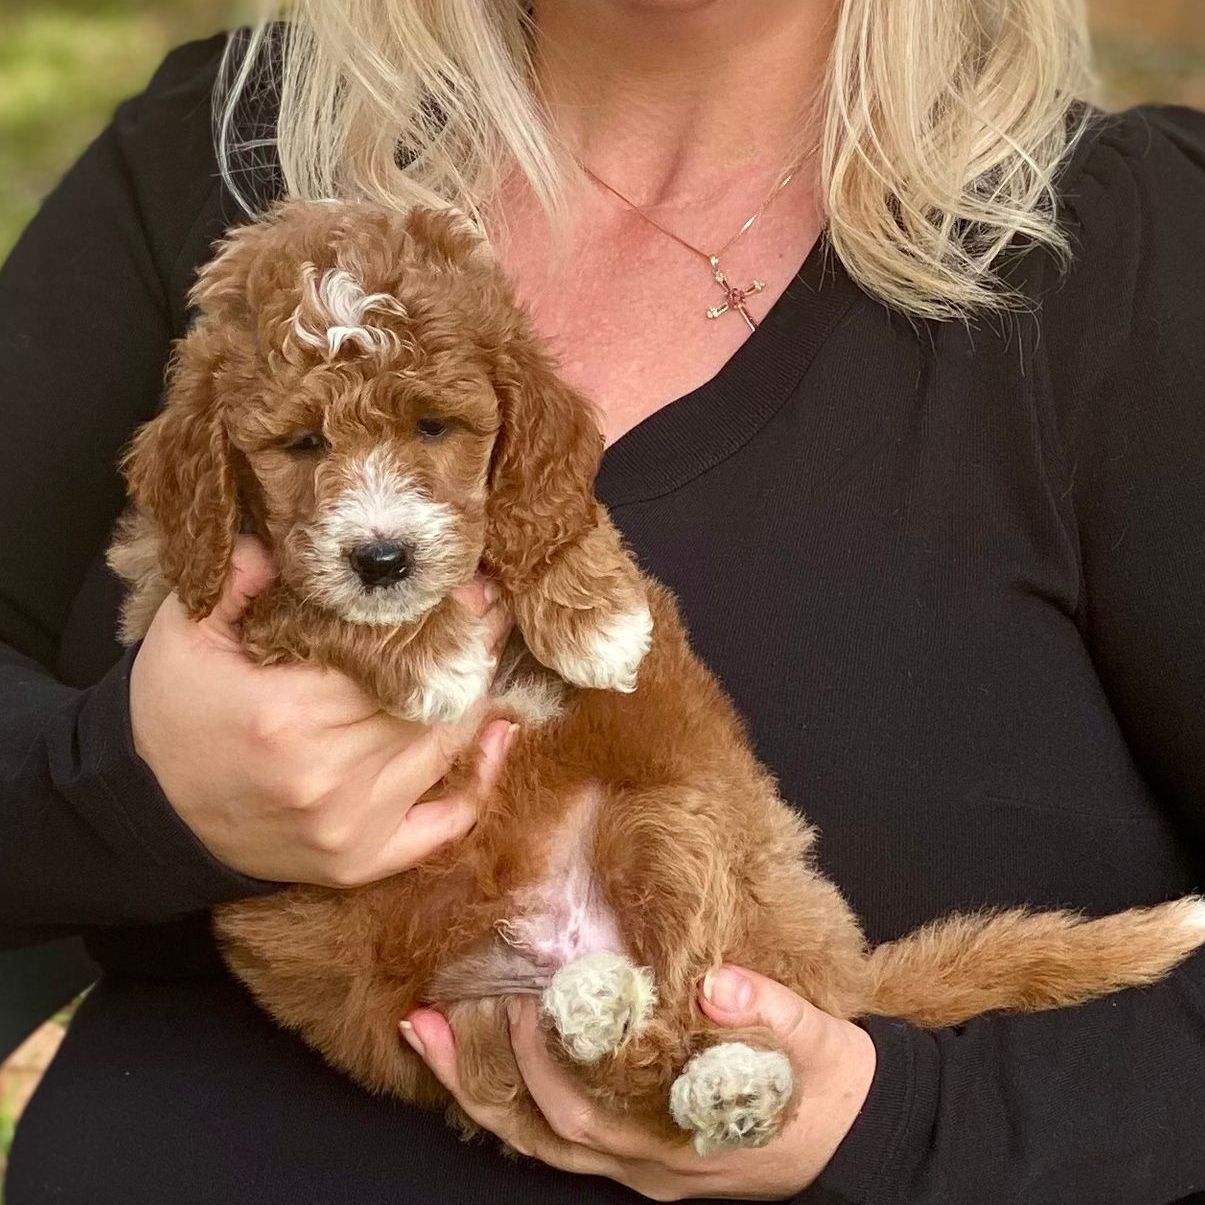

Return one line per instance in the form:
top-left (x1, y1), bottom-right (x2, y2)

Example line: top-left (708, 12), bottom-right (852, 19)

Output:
top-left (417, 417), bottom-right (449, 440)
top-left (283, 430), bottom-right (328, 454)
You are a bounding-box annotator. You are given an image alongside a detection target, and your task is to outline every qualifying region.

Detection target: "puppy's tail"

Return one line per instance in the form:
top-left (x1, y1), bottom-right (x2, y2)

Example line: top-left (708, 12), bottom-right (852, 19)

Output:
top-left (866, 896), bottom-right (1205, 1028)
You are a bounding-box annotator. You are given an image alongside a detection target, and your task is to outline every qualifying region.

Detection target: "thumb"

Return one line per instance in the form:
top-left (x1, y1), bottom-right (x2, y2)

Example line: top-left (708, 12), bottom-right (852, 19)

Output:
top-left (699, 965), bottom-right (813, 1051)
top-left (201, 536), bottom-right (278, 632)
top-left (375, 721), bottom-right (517, 876)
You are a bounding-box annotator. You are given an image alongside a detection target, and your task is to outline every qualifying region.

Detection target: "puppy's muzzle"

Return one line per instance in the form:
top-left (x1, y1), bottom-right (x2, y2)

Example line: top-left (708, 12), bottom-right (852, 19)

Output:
top-left (348, 540), bottom-right (413, 589)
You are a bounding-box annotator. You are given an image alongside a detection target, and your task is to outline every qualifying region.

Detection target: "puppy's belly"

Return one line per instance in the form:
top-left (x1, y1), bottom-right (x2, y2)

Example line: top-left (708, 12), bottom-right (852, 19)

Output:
top-left (428, 785), bottom-right (625, 1001)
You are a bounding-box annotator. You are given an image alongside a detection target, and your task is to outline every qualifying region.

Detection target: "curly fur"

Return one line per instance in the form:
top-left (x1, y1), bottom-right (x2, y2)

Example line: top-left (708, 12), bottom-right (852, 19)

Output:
top-left (110, 200), bottom-right (1205, 1157)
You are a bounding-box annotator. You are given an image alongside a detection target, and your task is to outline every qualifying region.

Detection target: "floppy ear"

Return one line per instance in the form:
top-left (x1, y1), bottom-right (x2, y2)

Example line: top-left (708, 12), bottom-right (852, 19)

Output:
top-left (484, 342), bottom-right (651, 692)
top-left (122, 331), bottom-right (240, 619)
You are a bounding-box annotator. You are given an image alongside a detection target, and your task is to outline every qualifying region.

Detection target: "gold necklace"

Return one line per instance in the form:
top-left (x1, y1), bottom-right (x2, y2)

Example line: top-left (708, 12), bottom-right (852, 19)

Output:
top-left (579, 163), bottom-right (798, 333)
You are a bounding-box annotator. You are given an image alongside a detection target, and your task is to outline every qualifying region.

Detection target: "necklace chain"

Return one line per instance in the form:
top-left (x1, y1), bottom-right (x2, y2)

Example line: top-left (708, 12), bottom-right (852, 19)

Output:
top-left (579, 162), bottom-right (798, 332)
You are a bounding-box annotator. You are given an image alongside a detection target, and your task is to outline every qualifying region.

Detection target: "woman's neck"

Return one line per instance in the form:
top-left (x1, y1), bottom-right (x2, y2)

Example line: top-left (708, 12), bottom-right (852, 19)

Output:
top-left (498, 2), bottom-right (833, 444)
top-left (530, 0), bottom-right (837, 205)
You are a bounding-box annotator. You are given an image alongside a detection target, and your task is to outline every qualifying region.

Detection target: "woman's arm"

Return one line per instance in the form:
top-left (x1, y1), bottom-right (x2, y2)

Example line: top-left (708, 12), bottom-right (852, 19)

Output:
top-left (0, 39), bottom-right (271, 943)
top-left (812, 105), bottom-right (1205, 1205)
top-left (0, 39), bottom-right (513, 943)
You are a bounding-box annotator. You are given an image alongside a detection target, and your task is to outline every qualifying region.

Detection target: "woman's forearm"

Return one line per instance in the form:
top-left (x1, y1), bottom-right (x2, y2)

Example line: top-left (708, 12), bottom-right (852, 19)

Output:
top-left (816, 956), bottom-right (1205, 1204)
top-left (0, 641), bottom-right (266, 941)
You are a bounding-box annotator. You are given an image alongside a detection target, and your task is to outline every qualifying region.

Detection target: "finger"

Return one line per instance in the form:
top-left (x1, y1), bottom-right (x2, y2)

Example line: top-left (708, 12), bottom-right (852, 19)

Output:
top-left (201, 536), bottom-right (278, 631)
top-left (505, 1020), bottom-right (682, 1184)
top-left (372, 721), bottom-right (516, 874)
top-left (401, 1009), bottom-right (464, 1093)
top-left (470, 720), bottom-right (518, 795)
top-left (508, 997), bottom-right (698, 1176)
top-left (375, 712), bottom-right (514, 809)
top-left (375, 795), bottom-right (478, 873)
top-left (373, 719), bottom-right (475, 802)
top-left (450, 576), bottom-right (496, 620)
top-left (402, 1010), bottom-right (626, 1180)
top-left (480, 601), bottom-right (514, 660)
top-left (451, 578), bottom-right (512, 655)
top-left (699, 965), bottom-right (811, 1049)
top-left (507, 998), bottom-right (672, 1164)
top-left (506, 999), bottom-right (607, 1148)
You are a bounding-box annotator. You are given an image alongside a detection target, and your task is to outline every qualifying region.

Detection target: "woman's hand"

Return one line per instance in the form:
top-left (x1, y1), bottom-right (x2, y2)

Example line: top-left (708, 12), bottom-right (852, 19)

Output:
top-left (402, 966), bottom-right (876, 1201)
top-left (130, 535), bottom-right (514, 887)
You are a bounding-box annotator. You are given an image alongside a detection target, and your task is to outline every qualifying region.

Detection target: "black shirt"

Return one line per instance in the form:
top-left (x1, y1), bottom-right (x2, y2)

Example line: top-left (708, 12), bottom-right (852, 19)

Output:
top-left (3, 36), bottom-right (1204, 1205)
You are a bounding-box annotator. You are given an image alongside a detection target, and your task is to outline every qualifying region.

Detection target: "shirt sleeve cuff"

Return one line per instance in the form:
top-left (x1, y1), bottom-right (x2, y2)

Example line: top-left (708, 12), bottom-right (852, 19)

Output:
top-left (796, 1016), bottom-right (939, 1205)
top-left (76, 643), bottom-right (276, 915)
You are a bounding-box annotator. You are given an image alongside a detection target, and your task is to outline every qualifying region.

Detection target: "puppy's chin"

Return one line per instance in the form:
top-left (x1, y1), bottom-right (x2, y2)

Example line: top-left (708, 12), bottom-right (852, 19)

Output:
top-left (337, 588), bottom-right (434, 627)
top-left (312, 576), bottom-right (448, 627)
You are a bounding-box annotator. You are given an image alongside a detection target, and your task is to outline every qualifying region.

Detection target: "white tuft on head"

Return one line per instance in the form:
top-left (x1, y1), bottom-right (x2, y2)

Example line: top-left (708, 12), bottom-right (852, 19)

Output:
top-left (291, 263), bottom-right (407, 360)
top-left (1187, 898), bottom-right (1205, 933)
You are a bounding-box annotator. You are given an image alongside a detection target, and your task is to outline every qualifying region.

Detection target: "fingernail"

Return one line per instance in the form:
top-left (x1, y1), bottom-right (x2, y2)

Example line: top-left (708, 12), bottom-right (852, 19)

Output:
top-left (702, 967), bottom-right (753, 1012)
top-left (483, 580), bottom-right (500, 607)
top-left (482, 721), bottom-right (516, 761)
top-left (399, 1019), bottom-right (426, 1057)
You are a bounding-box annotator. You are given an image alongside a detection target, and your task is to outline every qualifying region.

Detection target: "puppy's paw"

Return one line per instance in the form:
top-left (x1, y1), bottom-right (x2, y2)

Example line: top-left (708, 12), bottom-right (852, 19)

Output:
top-left (399, 619), bottom-right (495, 724)
top-left (540, 952), bottom-right (656, 1063)
top-left (670, 1043), bottom-right (794, 1155)
top-left (535, 601), bottom-right (653, 694)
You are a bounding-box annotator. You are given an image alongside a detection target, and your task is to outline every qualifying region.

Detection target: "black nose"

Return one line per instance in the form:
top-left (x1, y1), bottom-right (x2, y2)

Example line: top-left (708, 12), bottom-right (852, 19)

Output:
top-left (348, 541), bottom-right (413, 588)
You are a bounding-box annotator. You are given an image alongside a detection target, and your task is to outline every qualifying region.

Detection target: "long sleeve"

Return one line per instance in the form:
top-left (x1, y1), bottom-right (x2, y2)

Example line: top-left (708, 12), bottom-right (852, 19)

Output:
top-left (0, 37), bottom-right (271, 944)
top-left (810, 107), bottom-right (1205, 1205)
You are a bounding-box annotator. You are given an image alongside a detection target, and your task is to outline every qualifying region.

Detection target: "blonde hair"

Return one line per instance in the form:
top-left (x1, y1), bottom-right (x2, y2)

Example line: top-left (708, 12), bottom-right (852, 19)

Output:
top-left (218, 0), bottom-right (1093, 320)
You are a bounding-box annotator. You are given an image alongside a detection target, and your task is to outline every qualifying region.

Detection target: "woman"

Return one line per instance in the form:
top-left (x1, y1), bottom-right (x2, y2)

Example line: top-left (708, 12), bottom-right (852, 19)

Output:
top-left (2, 0), bottom-right (1203, 1201)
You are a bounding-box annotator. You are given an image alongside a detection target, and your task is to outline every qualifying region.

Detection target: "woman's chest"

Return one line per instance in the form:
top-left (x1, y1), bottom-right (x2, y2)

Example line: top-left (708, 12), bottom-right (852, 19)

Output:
top-left (597, 333), bottom-right (1198, 942)
top-left (497, 211), bottom-right (822, 444)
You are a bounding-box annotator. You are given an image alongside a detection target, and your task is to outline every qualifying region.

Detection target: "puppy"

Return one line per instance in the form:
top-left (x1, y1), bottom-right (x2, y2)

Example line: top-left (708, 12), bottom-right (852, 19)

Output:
top-left (110, 201), bottom-right (1205, 1156)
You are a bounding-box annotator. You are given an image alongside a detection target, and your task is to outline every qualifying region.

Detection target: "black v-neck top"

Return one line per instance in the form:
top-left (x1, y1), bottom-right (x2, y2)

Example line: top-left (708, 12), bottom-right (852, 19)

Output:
top-left (3, 35), bottom-right (1205, 1205)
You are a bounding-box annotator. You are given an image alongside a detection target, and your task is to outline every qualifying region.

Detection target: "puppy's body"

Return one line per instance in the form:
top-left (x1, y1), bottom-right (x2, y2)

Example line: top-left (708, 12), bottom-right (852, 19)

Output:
top-left (210, 581), bottom-right (868, 1142)
top-left (112, 201), bottom-right (1205, 1155)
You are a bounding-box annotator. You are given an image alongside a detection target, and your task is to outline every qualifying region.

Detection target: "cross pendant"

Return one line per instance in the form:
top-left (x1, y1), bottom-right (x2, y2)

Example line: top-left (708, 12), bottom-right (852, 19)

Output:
top-left (705, 255), bottom-right (765, 333)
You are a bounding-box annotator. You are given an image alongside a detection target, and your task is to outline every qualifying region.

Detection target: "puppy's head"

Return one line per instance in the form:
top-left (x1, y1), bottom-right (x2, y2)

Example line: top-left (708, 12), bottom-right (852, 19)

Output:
top-left (125, 201), bottom-right (647, 687)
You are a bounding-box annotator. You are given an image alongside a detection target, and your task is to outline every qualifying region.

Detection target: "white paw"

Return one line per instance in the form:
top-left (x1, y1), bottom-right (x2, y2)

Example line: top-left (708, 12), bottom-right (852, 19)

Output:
top-left (554, 604), bottom-right (653, 694)
top-left (404, 625), bottom-right (494, 724)
top-left (540, 952), bottom-right (656, 1063)
top-left (670, 1043), bottom-right (794, 1155)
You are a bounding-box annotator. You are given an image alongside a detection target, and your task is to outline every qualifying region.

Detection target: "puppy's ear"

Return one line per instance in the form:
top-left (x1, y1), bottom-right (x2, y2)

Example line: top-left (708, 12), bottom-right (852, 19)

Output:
top-left (122, 331), bottom-right (239, 619)
top-left (485, 343), bottom-right (651, 693)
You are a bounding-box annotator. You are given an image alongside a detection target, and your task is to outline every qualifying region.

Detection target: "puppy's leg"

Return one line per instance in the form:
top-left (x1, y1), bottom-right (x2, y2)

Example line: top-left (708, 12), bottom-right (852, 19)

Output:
top-left (669, 1039), bottom-right (796, 1156)
top-left (551, 783), bottom-right (866, 1154)
top-left (510, 518), bottom-right (652, 695)
top-left (540, 951), bottom-right (657, 1064)
top-left (444, 996), bottom-right (558, 1156)
top-left (551, 977), bottom-right (798, 1155)
top-left (868, 896), bottom-right (1205, 1028)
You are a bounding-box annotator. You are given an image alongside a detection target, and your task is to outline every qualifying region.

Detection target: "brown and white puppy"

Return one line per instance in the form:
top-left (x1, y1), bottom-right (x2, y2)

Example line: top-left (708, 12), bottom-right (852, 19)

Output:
top-left (111, 201), bottom-right (1205, 1157)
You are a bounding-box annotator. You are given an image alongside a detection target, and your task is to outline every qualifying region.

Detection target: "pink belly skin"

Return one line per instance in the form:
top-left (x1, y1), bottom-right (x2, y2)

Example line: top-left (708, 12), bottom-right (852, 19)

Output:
top-left (427, 785), bottom-right (626, 1001)
top-left (500, 783), bottom-right (626, 967)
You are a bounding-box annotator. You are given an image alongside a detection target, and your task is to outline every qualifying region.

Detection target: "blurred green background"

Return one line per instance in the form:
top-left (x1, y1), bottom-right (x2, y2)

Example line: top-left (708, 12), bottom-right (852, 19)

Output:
top-left (1, 0), bottom-right (1204, 258)
top-left (0, 0), bottom-right (244, 255)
